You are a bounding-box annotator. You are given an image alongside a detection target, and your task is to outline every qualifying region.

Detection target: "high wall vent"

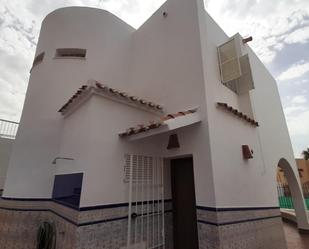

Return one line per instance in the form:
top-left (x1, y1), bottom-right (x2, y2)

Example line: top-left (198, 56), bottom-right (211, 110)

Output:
top-left (55, 48), bottom-right (87, 58)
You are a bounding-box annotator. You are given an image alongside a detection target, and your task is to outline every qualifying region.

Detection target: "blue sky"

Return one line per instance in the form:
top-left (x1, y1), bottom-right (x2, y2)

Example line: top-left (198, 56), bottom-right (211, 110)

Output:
top-left (0, 0), bottom-right (308, 157)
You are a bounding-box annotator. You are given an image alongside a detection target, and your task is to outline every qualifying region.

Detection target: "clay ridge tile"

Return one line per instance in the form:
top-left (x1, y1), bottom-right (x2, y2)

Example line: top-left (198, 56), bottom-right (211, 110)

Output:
top-left (59, 81), bottom-right (164, 114)
top-left (94, 81), bottom-right (163, 111)
top-left (58, 85), bottom-right (89, 113)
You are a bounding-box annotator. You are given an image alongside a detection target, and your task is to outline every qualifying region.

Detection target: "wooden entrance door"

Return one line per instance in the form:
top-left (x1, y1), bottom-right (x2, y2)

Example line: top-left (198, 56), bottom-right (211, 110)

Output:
top-left (171, 157), bottom-right (199, 249)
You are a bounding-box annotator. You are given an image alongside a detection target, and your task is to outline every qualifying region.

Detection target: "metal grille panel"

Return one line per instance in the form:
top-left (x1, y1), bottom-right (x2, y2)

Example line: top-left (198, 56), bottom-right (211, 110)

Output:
top-left (125, 154), bottom-right (165, 249)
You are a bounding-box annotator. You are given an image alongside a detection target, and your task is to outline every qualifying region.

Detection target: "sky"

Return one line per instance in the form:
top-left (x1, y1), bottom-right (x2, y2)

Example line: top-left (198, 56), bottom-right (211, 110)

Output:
top-left (0, 0), bottom-right (308, 157)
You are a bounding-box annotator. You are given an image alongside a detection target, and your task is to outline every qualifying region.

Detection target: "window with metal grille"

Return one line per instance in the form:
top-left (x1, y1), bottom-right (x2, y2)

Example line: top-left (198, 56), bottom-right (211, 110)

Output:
top-left (218, 38), bottom-right (255, 94)
top-left (124, 154), bottom-right (154, 183)
top-left (217, 38), bottom-right (242, 84)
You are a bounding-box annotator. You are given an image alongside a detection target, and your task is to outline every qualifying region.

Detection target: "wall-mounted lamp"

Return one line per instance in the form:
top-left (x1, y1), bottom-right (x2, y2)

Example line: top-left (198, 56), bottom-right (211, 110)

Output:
top-left (52, 157), bottom-right (74, 165)
top-left (167, 134), bottom-right (180, 150)
top-left (242, 145), bottom-right (253, 159)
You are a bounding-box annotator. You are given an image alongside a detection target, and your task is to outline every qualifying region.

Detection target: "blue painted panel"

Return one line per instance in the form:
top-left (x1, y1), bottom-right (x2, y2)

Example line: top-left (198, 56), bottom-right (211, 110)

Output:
top-left (52, 173), bottom-right (83, 208)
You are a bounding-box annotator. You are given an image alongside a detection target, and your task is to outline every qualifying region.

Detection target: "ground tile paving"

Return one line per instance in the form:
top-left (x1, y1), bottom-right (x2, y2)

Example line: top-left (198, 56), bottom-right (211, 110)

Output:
top-left (283, 221), bottom-right (309, 249)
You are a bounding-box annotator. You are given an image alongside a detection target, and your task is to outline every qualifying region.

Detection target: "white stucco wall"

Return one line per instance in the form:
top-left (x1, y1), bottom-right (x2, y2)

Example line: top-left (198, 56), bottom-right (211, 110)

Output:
top-left (57, 95), bottom-right (161, 206)
top-left (0, 138), bottom-right (13, 190)
top-left (127, 0), bottom-right (215, 206)
top-left (3, 0), bottom-right (299, 214)
top-left (198, 9), bottom-right (300, 208)
top-left (57, 93), bottom-right (211, 207)
top-left (4, 1), bottom-right (216, 206)
top-left (4, 7), bottom-right (134, 198)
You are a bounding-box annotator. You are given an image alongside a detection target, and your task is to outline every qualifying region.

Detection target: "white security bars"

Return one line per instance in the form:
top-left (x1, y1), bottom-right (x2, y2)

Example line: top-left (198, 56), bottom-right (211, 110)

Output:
top-left (125, 155), bottom-right (165, 249)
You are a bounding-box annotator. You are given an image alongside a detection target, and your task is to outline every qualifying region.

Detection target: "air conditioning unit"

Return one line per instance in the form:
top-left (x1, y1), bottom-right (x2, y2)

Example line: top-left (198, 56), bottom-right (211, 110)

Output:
top-left (217, 35), bottom-right (254, 94)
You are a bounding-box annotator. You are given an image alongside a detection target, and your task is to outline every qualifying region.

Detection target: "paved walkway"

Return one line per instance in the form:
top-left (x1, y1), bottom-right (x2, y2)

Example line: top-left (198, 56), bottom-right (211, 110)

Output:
top-left (283, 221), bottom-right (309, 249)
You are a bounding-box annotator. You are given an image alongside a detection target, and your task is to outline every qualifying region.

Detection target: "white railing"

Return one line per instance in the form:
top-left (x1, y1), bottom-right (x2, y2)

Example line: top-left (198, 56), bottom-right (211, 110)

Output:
top-left (0, 119), bottom-right (19, 139)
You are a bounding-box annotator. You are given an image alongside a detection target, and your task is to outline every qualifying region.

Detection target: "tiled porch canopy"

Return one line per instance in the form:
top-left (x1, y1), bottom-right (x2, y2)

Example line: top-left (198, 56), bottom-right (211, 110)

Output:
top-left (119, 108), bottom-right (201, 140)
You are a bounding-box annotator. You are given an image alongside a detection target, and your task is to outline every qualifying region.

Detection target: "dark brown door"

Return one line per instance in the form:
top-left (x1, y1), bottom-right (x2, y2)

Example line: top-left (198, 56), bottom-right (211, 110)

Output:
top-left (171, 157), bottom-right (199, 249)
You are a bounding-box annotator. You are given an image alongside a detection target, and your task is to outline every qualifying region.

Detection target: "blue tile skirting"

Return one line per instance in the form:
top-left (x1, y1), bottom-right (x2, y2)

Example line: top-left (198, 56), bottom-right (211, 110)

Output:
top-left (79, 199), bottom-right (173, 211)
top-left (0, 197), bottom-right (281, 227)
top-left (196, 205), bottom-right (280, 212)
top-left (197, 215), bottom-right (282, 227)
top-left (0, 205), bottom-right (79, 226)
top-left (0, 197), bottom-right (172, 211)
top-left (1, 197), bottom-right (50, 201)
top-left (196, 205), bottom-right (281, 227)
top-left (1, 197), bottom-right (279, 212)
top-left (0, 197), bottom-right (173, 227)
top-left (0, 205), bottom-right (173, 227)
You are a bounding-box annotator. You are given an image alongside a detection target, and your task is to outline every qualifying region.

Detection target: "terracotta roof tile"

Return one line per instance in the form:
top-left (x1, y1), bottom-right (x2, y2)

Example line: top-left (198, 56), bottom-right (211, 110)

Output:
top-left (119, 108), bottom-right (197, 137)
top-left (217, 102), bottom-right (259, 127)
top-left (58, 80), bottom-right (163, 114)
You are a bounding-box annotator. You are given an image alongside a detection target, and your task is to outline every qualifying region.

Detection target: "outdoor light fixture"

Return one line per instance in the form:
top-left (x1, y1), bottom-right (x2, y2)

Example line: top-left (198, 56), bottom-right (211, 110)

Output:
top-left (167, 134), bottom-right (180, 150)
top-left (242, 145), bottom-right (253, 159)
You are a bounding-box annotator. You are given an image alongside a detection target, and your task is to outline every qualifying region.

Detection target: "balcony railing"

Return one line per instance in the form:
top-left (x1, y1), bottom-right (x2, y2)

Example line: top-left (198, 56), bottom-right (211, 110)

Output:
top-left (277, 183), bottom-right (309, 210)
top-left (0, 119), bottom-right (19, 139)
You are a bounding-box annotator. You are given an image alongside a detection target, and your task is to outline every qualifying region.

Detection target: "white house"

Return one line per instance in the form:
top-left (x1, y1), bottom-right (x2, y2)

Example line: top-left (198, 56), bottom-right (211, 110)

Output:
top-left (1, 0), bottom-right (308, 248)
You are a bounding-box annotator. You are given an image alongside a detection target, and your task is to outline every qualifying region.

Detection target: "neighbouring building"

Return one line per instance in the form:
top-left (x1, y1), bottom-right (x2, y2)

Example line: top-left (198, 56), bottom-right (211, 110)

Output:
top-left (277, 159), bottom-right (309, 209)
top-left (1, 0), bottom-right (308, 248)
top-left (277, 159), bottom-right (309, 185)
